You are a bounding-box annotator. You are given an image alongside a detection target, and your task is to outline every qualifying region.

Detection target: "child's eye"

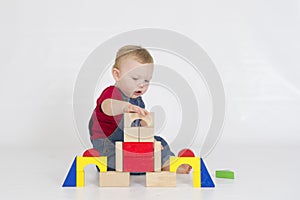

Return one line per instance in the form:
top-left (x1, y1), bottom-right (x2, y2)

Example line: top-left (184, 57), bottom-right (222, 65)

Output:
top-left (132, 77), bottom-right (138, 81)
top-left (145, 80), bottom-right (150, 83)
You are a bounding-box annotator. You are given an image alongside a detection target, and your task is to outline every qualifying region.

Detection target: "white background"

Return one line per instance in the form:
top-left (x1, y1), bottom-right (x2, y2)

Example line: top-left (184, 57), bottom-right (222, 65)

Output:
top-left (0, 0), bottom-right (299, 199)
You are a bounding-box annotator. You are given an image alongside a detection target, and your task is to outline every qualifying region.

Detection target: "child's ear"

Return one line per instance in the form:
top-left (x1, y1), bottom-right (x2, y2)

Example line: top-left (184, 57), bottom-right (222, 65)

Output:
top-left (112, 68), bottom-right (120, 82)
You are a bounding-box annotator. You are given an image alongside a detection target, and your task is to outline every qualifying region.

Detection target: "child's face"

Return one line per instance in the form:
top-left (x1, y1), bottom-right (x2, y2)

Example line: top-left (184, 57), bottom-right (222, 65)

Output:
top-left (112, 57), bottom-right (153, 98)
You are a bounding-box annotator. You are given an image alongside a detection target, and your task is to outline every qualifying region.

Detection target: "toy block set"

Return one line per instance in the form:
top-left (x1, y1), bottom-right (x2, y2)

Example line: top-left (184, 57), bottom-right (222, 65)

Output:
top-left (63, 112), bottom-right (215, 188)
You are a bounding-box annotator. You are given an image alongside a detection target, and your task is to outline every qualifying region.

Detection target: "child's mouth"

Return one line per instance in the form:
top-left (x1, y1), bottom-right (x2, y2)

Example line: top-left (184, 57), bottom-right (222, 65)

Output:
top-left (134, 91), bottom-right (142, 95)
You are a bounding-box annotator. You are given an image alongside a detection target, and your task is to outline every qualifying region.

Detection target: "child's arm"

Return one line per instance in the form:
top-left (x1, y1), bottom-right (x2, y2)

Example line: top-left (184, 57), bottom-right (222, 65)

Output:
top-left (101, 98), bottom-right (149, 116)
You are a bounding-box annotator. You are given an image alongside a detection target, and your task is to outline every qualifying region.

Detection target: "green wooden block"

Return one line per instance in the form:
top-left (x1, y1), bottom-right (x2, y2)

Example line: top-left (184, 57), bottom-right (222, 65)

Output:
top-left (215, 170), bottom-right (235, 179)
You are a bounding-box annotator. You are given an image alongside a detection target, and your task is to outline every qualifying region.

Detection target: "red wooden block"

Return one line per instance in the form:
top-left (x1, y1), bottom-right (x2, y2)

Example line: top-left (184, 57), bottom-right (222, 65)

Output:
top-left (178, 148), bottom-right (195, 157)
top-left (82, 148), bottom-right (100, 157)
top-left (123, 142), bottom-right (153, 157)
top-left (123, 156), bottom-right (154, 172)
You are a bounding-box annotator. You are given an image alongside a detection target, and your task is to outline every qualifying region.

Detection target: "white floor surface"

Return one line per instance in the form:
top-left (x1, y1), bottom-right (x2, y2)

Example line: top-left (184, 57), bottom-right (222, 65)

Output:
top-left (0, 142), bottom-right (299, 200)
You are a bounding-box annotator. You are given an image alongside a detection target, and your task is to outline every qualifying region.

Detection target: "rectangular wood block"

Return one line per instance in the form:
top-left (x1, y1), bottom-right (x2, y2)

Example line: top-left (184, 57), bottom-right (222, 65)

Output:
top-left (99, 172), bottom-right (130, 187)
top-left (115, 142), bottom-right (123, 172)
top-left (139, 127), bottom-right (154, 142)
top-left (154, 141), bottom-right (161, 171)
top-left (146, 172), bottom-right (176, 187)
top-left (124, 127), bottom-right (139, 142)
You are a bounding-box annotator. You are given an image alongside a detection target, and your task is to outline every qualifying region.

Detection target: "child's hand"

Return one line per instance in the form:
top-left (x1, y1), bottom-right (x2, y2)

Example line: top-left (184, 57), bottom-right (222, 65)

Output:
top-left (124, 103), bottom-right (149, 116)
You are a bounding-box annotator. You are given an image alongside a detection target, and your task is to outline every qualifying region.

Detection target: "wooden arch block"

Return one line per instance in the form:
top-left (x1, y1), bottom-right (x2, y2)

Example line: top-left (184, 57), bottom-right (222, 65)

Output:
top-left (124, 112), bottom-right (154, 128)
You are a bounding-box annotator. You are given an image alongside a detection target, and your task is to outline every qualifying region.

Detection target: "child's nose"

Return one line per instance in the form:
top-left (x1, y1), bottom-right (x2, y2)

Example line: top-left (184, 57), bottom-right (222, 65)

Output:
top-left (137, 80), bottom-right (147, 87)
top-left (138, 82), bottom-right (145, 87)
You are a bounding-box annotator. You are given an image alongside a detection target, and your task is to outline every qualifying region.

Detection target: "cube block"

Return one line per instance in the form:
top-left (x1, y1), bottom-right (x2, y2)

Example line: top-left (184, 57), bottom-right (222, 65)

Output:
top-left (123, 142), bottom-right (154, 172)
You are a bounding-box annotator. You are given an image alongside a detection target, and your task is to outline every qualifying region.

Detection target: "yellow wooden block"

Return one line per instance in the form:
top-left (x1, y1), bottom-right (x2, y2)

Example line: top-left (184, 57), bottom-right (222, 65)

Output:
top-left (124, 127), bottom-right (139, 142)
top-left (139, 127), bottom-right (154, 142)
top-left (146, 172), bottom-right (176, 187)
top-left (154, 141), bottom-right (161, 171)
top-left (76, 171), bottom-right (85, 187)
top-left (169, 156), bottom-right (201, 188)
top-left (193, 172), bottom-right (201, 188)
top-left (169, 157), bottom-right (200, 172)
top-left (76, 156), bottom-right (107, 187)
top-left (99, 172), bottom-right (130, 187)
top-left (115, 142), bottom-right (123, 172)
top-left (124, 112), bottom-right (154, 128)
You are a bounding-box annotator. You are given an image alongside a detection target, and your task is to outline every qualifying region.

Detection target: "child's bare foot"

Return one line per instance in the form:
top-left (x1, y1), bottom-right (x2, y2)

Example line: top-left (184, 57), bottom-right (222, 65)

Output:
top-left (161, 163), bottom-right (192, 174)
top-left (176, 164), bottom-right (192, 174)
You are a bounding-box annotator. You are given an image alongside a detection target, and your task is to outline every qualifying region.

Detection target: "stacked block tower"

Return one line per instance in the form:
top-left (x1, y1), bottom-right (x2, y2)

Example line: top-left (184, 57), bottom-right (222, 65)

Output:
top-left (62, 112), bottom-right (215, 187)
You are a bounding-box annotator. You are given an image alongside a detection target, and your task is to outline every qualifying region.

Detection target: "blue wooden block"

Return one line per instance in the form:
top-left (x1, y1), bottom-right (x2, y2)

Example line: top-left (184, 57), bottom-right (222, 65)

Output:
top-left (201, 158), bottom-right (215, 187)
top-left (62, 157), bottom-right (77, 187)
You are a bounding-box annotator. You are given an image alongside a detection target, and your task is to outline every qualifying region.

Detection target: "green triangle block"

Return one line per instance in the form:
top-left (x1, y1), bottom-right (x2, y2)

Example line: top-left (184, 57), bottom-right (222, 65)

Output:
top-left (62, 157), bottom-right (77, 187)
top-left (201, 158), bottom-right (215, 187)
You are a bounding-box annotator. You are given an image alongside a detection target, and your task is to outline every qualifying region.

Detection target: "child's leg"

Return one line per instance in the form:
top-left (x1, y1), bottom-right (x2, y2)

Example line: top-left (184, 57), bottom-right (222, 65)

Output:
top-left (154, 136), bottom-right (175, 168)
top-left (154, 136), bottom-right (192, 174)
top-left (91, 138), bottom-right (116, 171)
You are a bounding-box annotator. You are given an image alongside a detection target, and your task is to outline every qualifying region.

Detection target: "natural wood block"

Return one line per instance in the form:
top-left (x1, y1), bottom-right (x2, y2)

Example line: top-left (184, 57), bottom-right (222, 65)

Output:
top-left (154, 141), bottom-right (161, 171)
top-left (99, 172), bottom-right (130, 187)
top-left (146, 172), bottom-right (176, 187)
top-left (124, 112), bottom-right (154, 128)
top-left (115, 142), bottom-right (123, 172)
top-left (124, 127), bottom-right (139, 142)
top-left (139, 127), bottom-right (154, 142)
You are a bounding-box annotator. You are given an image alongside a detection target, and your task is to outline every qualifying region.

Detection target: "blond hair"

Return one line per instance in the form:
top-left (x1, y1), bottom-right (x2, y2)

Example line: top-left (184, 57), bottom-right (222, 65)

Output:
top-left (113, 45), bottom-right (153, 69)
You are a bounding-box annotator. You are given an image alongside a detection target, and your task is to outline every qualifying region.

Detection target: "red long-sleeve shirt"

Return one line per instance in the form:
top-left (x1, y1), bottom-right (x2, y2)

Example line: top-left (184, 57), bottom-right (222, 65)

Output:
top-left (89, 86), bottom-right (124, 140)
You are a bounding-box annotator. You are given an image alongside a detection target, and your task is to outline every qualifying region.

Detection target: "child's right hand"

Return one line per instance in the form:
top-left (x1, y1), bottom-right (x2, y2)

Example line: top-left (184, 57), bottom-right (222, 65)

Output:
top-left (124, 103), bottom-right (149, 116)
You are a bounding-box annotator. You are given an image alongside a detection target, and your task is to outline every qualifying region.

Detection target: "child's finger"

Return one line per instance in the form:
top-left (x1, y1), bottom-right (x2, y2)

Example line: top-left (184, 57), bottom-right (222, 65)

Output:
top-left (137, 108), bottom-right (145, 116)
top-left (138, 107), bottom-right (147, 116)
top-left (140, 109), bottom-right (146, 116)
top-left (144, 109), bottom-right (149, 115)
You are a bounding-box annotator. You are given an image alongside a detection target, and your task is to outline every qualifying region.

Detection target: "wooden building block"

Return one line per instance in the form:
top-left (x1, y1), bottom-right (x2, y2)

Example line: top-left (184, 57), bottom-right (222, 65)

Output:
top-left (124, 127), bottom-right (139, 142)
top-left (123, 142), bottom-right (154, 172)
top-left (76, 156), bottom-right (107, 187)
top-left (123, 156), bottom-right (154, 172)
top-left (82, 148), bottom-right (101, 157)
top-left (76, 171), bottom-right (85, 187)
top-left (201, 158), bottom-right (215, 187)
top-left (62, 157), bottom-right (77, 187)
top-left (169, 157), bottom-right (200, 172)
top-left (115, 142), bottom-right (123, 172)
top-left (154, 141), bottom-right (161, 171)
top-left (124, 112), bottom-right (154, 128)
top-left (169, 156), bottom-right (201, 188)
top-left (99, 172), bottom-right (130, 187)
top-left (76, 156), bottom-right (107, 172)
top-left (193, 172), bottom-right (201, 187)
top-left (215, 170), bottom-right (234, 179)
top-left (178, 149), bottom-right (195, 157)
top-left (139, 127), bottom-right (154, 142)
top-left (146, 172), bottom-right (176, 187)
top-left (123, 142), bottom-right (153, 157)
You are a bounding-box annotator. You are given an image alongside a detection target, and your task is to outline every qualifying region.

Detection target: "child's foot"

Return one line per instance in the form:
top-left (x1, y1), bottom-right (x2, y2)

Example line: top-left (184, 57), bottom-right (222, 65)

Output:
top-left (162, 164), bottom-right (192, 174)
top-left (176, 164), bottom-right (192, 174)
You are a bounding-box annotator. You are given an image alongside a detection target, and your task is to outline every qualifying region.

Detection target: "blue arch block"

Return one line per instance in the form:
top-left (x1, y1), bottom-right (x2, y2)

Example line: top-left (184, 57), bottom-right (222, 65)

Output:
top-left (62, 157), bottom-right (77, 187)
top-left (201, 158), bottom-right (215, 187)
